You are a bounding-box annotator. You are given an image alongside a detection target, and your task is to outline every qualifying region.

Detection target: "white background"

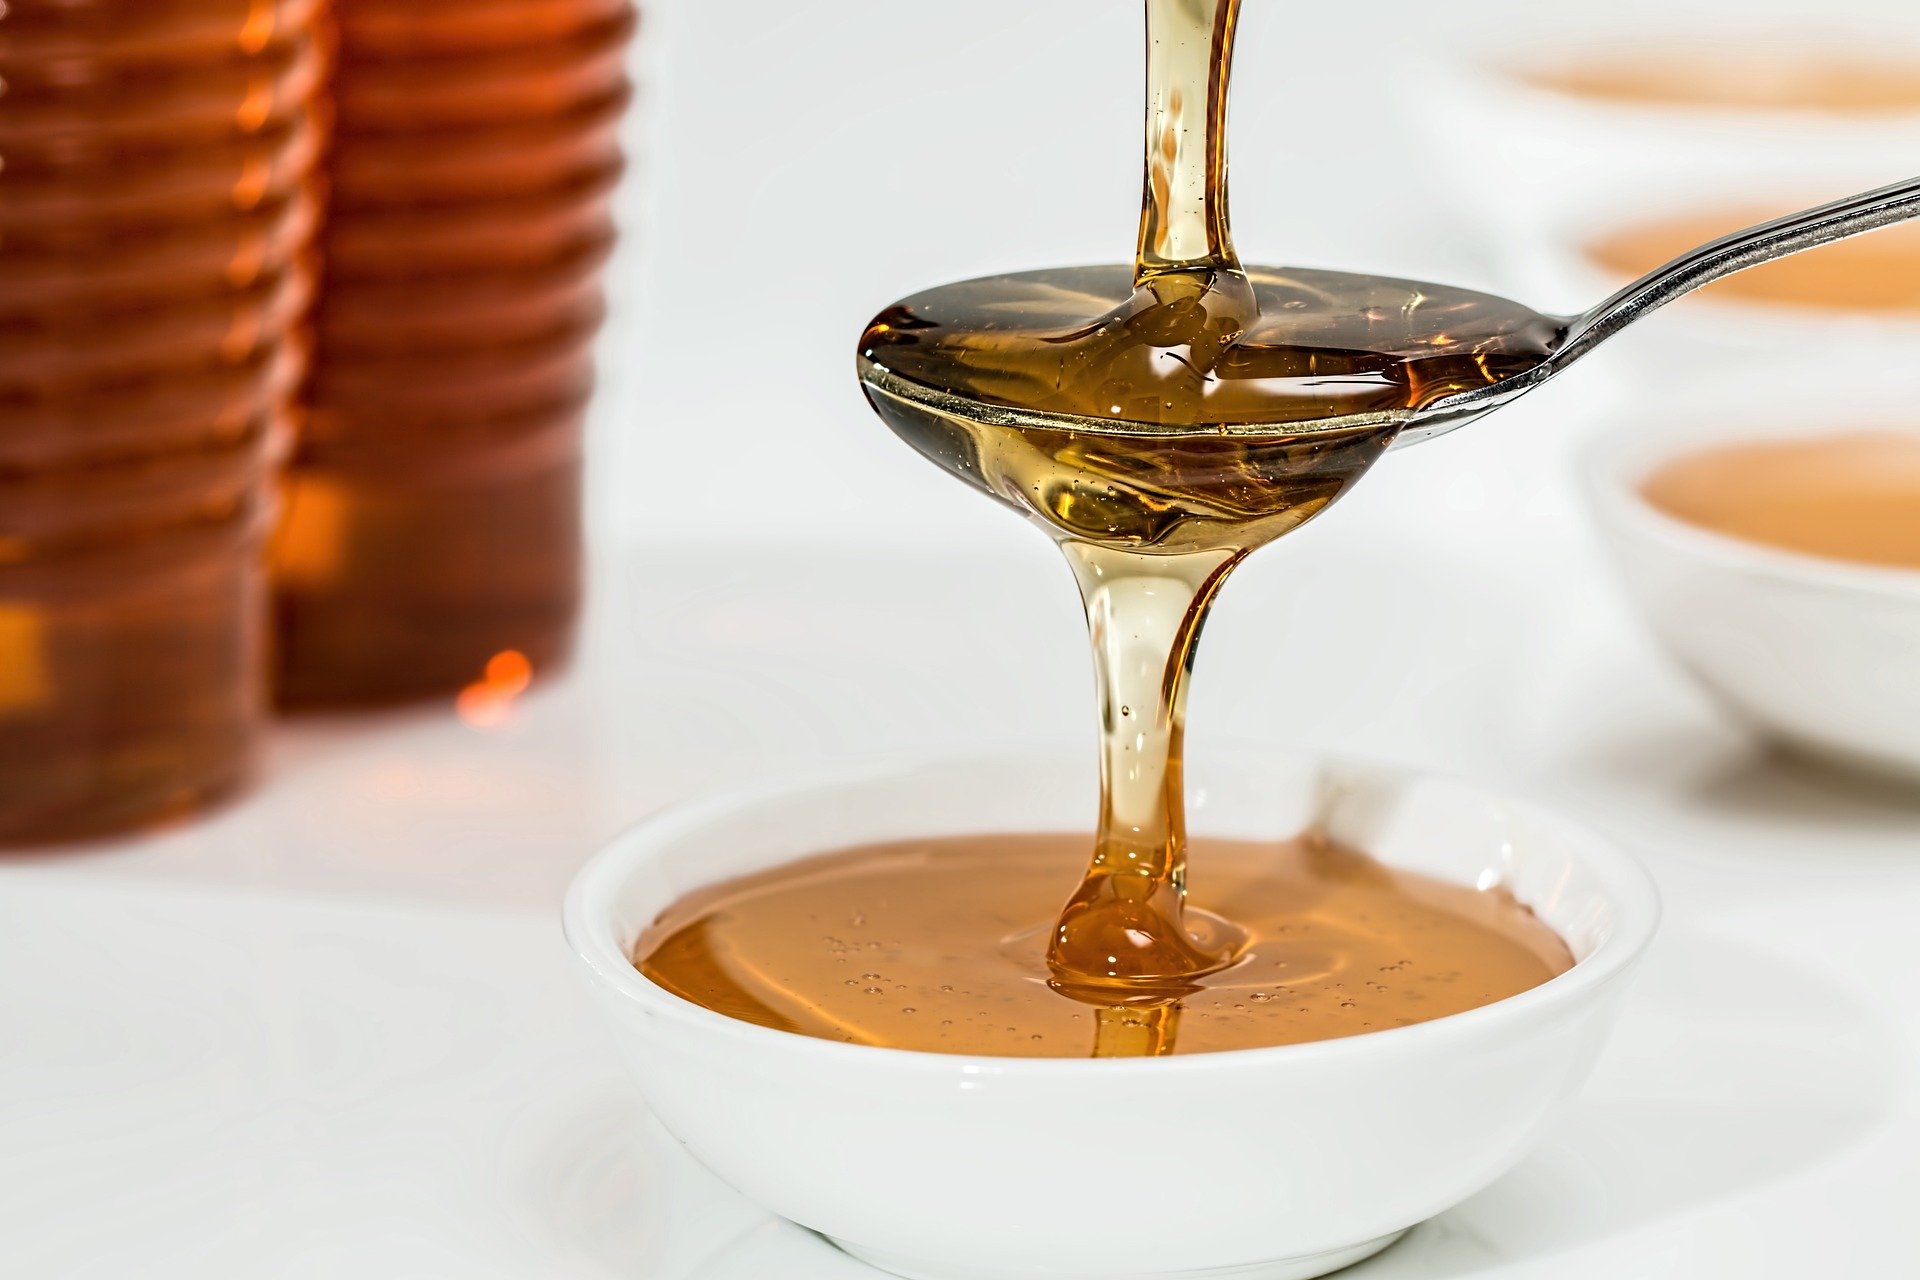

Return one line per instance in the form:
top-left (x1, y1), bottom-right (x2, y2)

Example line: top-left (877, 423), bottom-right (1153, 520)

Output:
top-left (9, 2), bottom-right (1920, 1277)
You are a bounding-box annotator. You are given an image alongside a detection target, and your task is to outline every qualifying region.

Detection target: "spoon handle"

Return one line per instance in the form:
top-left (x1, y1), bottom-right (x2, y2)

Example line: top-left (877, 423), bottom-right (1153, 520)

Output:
top-left (1396, 174), bottom-right (1920, 446)
top-left (1558, 174), bottom-right (1920, 363)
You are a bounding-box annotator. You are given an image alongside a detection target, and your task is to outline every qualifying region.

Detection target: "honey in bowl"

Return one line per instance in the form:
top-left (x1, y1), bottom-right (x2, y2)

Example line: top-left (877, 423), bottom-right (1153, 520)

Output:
top-left (1519, 49), bottom-right (1920, 115)
top-left (1586, 208), bottom-right (1920, 313)
top-left (1642, 431), bottom-right (1920, 571)
top-left (637, 832), bottom-right (1572, 1059)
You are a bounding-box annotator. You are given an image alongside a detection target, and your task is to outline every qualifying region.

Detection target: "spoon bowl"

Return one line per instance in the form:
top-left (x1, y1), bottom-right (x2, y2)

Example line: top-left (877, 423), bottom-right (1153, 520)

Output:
top-left (863, 175), bottom-right (1920, 458)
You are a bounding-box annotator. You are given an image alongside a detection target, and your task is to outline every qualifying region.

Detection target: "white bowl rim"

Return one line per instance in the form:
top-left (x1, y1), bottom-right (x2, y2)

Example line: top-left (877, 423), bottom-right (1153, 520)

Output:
top-left (563, 747), bottom-right (1661, 1077)
top-left (1583, 408), bottom-right (1920, 603)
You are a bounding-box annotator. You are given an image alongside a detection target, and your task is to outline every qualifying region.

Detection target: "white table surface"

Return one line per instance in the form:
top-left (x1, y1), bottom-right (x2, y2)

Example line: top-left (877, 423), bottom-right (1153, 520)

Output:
top-left (10, 382), bottom-right (1920, 1277)
top-left (11, 0), bottom-right (1920, 1273)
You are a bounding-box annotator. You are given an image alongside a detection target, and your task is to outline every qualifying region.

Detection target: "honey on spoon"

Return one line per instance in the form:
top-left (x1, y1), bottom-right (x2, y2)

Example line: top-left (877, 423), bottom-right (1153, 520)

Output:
top-left (641, 0), bottom-right (1920, 1056)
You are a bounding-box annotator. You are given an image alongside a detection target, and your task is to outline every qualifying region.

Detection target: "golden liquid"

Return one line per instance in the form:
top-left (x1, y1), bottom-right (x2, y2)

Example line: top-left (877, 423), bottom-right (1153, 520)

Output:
top-left (271, 0), bottom-right (632, 708)
top-left (638, 833), bottom-right (1573, 1059)
top-left (1587, 208), bottom-right (1920, 313)
top-left (0, 0), bottom-right (319, 843)
top-left (857, 0), bottom-right (1559, 995)
top-left (639, 0), bottom-right (1576, 1055)
top-left (1644, 431), bottom-right (1920, 570)
top-left (1522, 50), bottom-right (1920, 115)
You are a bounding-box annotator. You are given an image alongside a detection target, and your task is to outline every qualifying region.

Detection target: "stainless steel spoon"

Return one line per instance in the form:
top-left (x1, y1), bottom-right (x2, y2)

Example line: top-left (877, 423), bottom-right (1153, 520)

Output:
top-left (1397, 174), bottom-right (1920, 447)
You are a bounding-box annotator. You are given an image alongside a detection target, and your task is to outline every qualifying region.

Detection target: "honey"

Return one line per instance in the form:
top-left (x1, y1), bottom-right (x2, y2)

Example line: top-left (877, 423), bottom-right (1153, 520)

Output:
top-left (272, 0), bottom-right (634, 708)
top-left (640, 833), bottom-right (1572, 1059)
top-left (0, 0), bottom-right (320, 842)
top-left (1587, 208), bottom-right (1920, 313)
top-left (1524, 50), bottom-right (1920, 116)
top-left (638, 0), bottom-right (1575, 1055)
top-left (1643, 431), bottom-right (1920, 570)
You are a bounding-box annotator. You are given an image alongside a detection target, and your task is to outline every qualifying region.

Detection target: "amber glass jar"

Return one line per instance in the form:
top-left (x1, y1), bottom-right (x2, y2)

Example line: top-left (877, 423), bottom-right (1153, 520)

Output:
top-left (0, 0), bottom-right (322, 843)
top-left (272, 0), bottom-right (634, 708)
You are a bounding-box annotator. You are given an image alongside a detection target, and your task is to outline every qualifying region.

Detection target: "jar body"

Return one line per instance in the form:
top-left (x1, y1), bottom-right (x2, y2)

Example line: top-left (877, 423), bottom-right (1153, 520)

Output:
top-left (273, 0), bottom-right (635, 708)
top-left (0, 0), bottom-right (322, 843)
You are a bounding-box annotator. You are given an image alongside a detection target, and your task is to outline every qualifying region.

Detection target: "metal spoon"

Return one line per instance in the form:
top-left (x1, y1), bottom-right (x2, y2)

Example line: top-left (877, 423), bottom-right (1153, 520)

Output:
top-left (1397, 174), bottom-right (1920, 447)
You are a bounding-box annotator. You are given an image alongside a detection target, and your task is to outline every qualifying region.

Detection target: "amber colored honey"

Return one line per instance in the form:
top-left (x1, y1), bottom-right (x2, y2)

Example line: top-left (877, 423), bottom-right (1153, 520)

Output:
top-left (639, 833), bottom-right (1572, 1059)
top-left (648, 0), bottom-right (1583, 1051)
top-left (1588, 209), bottom-right (1920, 313)
top-left (1643, 432), bottom-right (1920, 570)
top-left (858, 0), bottom-right (1559, 989)
top-left (272, 0), bottom-right (633, 708)
top-left (0, 0), bottom-right (320, 842)
top-left (1524, 50), bottom-right (1920, 115)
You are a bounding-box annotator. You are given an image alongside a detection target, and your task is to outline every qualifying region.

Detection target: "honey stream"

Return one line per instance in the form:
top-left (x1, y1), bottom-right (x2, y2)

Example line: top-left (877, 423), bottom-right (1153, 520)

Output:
top-left (641, 0), bottom-right (1574, 1057)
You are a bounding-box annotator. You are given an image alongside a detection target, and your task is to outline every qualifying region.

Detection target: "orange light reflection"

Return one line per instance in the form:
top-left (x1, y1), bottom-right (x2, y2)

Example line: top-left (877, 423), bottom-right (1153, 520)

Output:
top-left (455, 649), bottom-right (534, 728)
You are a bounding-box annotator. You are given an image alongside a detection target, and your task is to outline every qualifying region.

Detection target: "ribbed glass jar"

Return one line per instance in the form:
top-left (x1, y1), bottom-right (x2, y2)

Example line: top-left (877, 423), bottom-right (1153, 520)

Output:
top-left (0, 0), bottom-right (324, 843)
top-left (272, 0), bottom-right (635, 708)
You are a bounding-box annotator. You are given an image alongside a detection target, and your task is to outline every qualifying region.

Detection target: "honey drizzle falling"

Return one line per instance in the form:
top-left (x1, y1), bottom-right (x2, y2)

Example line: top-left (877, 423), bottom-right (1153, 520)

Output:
top-left (841, 0), bottom-right (1566, 1055)
top-left (1044, 0), bottom-right (1255, 1020)
top-left (1137, 0), bottom-right (1240, 283)
top-left (1048, 544), bottom-right (1248, 998)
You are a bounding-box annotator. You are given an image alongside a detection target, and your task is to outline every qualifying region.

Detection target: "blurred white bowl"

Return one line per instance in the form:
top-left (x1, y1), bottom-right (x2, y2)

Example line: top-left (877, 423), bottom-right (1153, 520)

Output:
top-left (1586, 384), bottom-right (1920, 780)
top-left (1520, 185), bottom-right (1920, 384)
top-left (566, 749), bottom-right (1657, 1280)
top-left (1403, 21), bottom-right (1920, 299)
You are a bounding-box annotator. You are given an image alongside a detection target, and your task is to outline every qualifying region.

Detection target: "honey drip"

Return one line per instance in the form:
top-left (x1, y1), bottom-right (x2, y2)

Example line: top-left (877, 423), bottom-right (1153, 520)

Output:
top-left (641, 0), bottom-right (1576, 1056)
top-left (859, 0), bottom-right (1555, 1008)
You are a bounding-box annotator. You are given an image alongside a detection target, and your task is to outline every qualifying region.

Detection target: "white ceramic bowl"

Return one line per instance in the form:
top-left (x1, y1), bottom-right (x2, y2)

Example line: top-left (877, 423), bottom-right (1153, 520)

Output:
top-left (1587, 384), bottom-right (1920, 780)
top-left (564, 749), bottom-right (1658, 1280)
top-left (1402, 18), bottom-right (1920, 305)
